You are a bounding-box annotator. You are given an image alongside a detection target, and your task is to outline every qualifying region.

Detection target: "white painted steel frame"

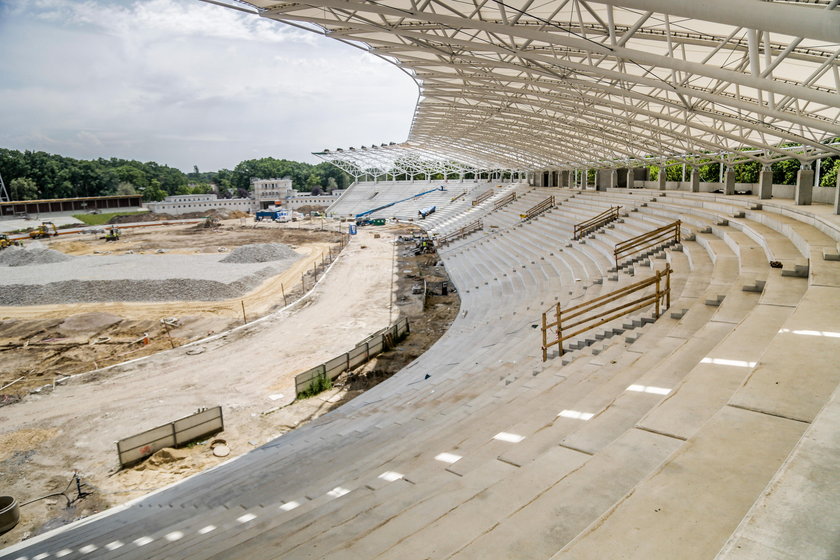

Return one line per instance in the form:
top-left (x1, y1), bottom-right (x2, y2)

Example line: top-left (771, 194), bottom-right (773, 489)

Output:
top-left (240, 0), bottom-right (840, 175)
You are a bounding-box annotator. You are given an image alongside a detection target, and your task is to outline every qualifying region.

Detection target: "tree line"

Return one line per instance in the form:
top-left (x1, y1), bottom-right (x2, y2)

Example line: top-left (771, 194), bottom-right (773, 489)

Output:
top-left (646, 156), bottom-right (839, 187)
top-left (0, 149), bottom-right (352, 202)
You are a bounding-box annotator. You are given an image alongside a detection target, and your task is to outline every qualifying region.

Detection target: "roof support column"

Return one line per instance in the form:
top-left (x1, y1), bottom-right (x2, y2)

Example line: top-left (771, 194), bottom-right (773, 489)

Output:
top-left (723, 167), bottom-right (736, 195)
top-left (690, 168), bottom-right (700, 193)
top-left (658, 168), bottom-right (667, 191)
top-left (758, 165), bottom-right (773, 200)
top-left (626, 168), bottom-right (635, 189)
top-left (795, 163), bottom-right (814, 206)
top-left (596, 169), bottom-right (613, 191)
top-left (561, 170), bottom-right (570, 188)
top-left (834, 169), bottom-right (840, 215)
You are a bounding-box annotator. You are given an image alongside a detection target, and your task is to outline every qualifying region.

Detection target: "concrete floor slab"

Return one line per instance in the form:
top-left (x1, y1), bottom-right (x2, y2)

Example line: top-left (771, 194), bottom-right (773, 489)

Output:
top-left (554, 407), bottom-right (808, 560)
top-left (716, 386), bottom-right (840, 560)
top-left (758, 269), bottom-right (807, 307)
top-left (638, 305), bottom-right (791, 439)
top-left (451, 428), bottom-right (683, 560)
top-left (376, 446), bottom-right (588, 559)
top-left (729, 286), bottom-right (840, 423)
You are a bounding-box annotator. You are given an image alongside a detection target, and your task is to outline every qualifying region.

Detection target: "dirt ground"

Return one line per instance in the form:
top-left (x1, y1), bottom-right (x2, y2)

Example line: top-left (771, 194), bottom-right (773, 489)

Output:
top-left (0, 220), bottom-right (344, 396)
top-left (0, 221), bottom-right (459, 547)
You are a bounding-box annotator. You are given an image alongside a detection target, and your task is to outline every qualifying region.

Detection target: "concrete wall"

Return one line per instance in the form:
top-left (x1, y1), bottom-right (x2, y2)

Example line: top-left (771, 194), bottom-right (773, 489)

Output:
top-left (629, 180), bottom-right (836, 202)
top-left (286, 194), bottom-right (342, 209)
top-left (146, 197), bottom-right (254, 215)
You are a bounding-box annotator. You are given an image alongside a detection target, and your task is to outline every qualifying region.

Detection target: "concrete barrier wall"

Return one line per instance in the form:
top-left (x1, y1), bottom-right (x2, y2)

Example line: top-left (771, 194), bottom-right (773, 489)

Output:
top-left (629, 181), bottom-right (837, 203)
top-left (294, 318), bottom-right (410, 395)
top-left (116, 406), bottom-right (224, 467)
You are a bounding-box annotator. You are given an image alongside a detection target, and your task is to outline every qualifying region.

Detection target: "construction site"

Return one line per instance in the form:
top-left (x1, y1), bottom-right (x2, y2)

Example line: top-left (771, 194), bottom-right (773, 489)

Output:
top-left (2, 0), bottom-right (840, 558)
top-left (0, 213), bottom-right (459, 545)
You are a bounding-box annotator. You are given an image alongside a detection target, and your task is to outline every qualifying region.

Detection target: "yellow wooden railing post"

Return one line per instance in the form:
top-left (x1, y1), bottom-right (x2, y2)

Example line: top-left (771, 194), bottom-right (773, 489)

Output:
top-left (655, 270), bottom-right (661, 318)
top-left (541, 311), bottom-right (548, 362)
top-left (556, 303), bottom-right (563, 357)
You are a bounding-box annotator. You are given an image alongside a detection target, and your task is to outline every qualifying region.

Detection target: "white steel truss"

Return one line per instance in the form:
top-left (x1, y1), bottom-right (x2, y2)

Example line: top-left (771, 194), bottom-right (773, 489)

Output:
top-left (312, 143), bottom-right (523, 180)
top-left (234, 0), bottom-right (840, 172)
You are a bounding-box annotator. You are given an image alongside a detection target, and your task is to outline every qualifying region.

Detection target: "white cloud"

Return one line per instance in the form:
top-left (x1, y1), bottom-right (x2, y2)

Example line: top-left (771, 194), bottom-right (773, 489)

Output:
top-left (0, 0), bottom-right (418, 170)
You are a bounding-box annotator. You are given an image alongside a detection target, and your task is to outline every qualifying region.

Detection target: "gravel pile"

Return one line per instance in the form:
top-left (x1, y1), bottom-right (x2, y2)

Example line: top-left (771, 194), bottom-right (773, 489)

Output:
top-left (0, 251), bottom-right (301, 305)
top-left (0, 246), bottom-right (73, 267)
top-left (0, 268), bottom-right (281, 305)
top-left (220, 243), bottom-right (298, 264)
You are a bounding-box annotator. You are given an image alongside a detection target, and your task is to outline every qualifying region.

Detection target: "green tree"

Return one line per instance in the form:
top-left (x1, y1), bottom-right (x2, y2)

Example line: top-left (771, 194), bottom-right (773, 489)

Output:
top-left (734, 161), bottom-right (761, 183)
top-left (115, 182), bottom-right (138, 195)
top-left (772, 159), bottom-right (801, 185)
top-left (820, 158), bottom-right (839, 188)
top-left (306, 173), bottom-right (321, 189)
top-left (142, 179), bottom-right (167, 202)
top-left (9, 177), bottom-right (39, 200)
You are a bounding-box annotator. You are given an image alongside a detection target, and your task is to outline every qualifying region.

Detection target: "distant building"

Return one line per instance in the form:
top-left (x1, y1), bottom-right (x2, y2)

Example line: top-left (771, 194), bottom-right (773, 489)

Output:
top-left (251, 177), bottom-right (343, 210)
top-left (145, 194), bottom-right (254, 215)
top-left (0, 195), bottom-right (143, 217)
top-left (251, 178), bottom-right (294, 209)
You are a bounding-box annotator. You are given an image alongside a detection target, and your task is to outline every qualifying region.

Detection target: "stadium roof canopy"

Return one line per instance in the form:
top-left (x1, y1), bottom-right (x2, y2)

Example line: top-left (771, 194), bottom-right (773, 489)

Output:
top-left (234, 0), bottom-right (840, 175)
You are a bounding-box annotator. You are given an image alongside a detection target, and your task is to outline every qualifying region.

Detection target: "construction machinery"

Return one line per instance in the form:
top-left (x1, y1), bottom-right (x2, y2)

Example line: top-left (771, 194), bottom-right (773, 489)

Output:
top-left (103, 225), bottom-right (121, 242)
top-left (0, 234), bottom-right (21, 250)
top-left (29, 222), bottom-right (58, 239)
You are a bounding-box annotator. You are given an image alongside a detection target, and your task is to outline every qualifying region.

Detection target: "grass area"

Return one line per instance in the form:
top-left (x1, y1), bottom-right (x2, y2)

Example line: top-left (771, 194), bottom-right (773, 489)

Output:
top-left (72, 211), bottom-right (148, 225)
top-left (297, 372), bottom-right (333, 399)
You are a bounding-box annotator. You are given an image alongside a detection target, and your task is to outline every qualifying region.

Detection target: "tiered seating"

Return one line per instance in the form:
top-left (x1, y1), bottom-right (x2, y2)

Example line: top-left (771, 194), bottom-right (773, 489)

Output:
top-left (327, 180), bottom-right (524, 221)
top-left (7, 189), bottom-right (839, 560)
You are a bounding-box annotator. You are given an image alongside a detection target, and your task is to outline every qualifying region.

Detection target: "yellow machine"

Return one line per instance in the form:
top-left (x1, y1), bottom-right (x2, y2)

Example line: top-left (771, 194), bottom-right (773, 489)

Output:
top-left (28, 222), bottom-right (58, 239)
top-left (103, 225), bottom-right (121, 242)
top-left (0, 233), bottom-right (21, 250)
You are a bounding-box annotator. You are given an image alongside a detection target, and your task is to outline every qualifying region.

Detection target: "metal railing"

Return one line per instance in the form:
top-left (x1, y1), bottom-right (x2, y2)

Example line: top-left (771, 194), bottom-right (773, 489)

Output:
top-left (541, 264), bottom-right (671, 361)
top-left (472, 190), bottom-right (494, 206)
top-left (493, 192), bottom-right (517, 210)
top-left (614, 220), bottom-right (680, 270)
top-left (520, 195), bottom-right (555, 220)
top-left (574, 206), bottom-right (621, 240)
top-left (436, 219), bottom-right (483, 246)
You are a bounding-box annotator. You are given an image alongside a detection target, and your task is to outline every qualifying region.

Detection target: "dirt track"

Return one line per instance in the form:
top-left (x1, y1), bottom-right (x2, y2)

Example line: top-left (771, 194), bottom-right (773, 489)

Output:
top-left (0, 224), bottom-right (399, 544)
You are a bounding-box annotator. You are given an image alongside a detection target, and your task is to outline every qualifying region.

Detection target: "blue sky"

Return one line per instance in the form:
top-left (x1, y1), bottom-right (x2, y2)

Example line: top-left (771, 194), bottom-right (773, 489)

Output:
top-left (0, 0), bottom-right (418, 171)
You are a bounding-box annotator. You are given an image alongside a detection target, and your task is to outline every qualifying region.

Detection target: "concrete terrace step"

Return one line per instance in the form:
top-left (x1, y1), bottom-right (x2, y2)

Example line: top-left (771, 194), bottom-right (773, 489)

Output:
top-left (7, 189), bottom-right (840, 560)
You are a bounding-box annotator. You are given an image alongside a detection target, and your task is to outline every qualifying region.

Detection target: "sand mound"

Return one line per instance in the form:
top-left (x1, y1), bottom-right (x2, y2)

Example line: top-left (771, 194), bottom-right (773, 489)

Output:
top-left (220, 243), bottom-right (298, 264)
top-left (57, 312), bottom-right (123, 336)
top-left (0, 246), bottom-right (72, 267)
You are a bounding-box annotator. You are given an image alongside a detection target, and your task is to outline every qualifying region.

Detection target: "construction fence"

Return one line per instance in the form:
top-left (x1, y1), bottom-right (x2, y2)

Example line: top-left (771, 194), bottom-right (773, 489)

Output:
top-left (116, 406), bottom-right (224, 468)
top-left (294, 318), bottom-right (411, 396)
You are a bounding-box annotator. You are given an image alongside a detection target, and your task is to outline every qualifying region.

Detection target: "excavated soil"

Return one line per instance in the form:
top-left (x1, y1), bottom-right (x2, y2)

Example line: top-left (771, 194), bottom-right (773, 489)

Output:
top-left (0, 222), bottom-right (460, 548)
top-left (0, 220), bottom-right (344, 396)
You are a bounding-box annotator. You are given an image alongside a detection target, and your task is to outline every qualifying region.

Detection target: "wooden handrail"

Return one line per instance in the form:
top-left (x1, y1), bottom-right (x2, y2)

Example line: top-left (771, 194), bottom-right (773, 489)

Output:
top-left (520, 195), bottom-right (555, 220)
top-left (436, 219), bottom-right (483, 246)
top-left (450, 191), bottom-right (467, 203)
top-left (494, 192), bottom-right (517, 210)
top-left (541, 264), bottom-right (671, 361)
top-left (614, 220), bottom-right (680, 270)
top-left (472, 190), bottom-right (494, 206)
top-left (573, 206), bottom-right (621, 240)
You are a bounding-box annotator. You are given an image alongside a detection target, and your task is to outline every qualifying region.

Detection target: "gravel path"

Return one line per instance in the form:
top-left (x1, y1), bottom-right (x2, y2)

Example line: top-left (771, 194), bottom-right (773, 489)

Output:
top-left (0, 244), bottom-right (302, 305)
